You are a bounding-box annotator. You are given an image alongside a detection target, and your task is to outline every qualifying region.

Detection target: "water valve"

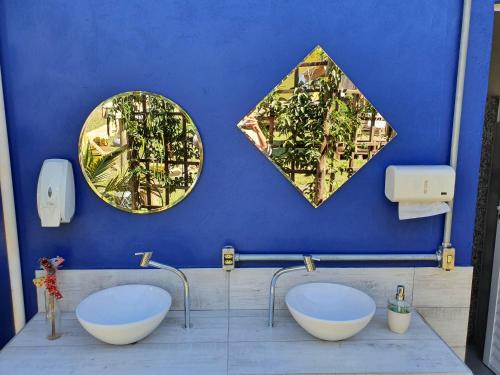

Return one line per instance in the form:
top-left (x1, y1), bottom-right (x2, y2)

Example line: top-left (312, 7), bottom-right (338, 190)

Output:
top-left (440, 247), bottom-right (455, 271)
top-left (222, 246), bottom-right (235, 271)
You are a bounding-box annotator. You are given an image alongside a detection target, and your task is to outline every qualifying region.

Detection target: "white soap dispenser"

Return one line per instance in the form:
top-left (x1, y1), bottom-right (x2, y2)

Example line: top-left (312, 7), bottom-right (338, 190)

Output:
top-left (37, 159), bottom-right (75, 227)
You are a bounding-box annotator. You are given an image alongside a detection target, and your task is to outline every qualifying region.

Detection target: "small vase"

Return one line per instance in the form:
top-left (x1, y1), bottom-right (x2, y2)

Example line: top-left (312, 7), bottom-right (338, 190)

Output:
top-left (44, 290), bottom-right (61, 340)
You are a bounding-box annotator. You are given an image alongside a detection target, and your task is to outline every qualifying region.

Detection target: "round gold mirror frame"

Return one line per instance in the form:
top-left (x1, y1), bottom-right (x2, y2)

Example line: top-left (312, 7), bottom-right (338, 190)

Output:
top-left (78, 91), bottom-right (203, 214)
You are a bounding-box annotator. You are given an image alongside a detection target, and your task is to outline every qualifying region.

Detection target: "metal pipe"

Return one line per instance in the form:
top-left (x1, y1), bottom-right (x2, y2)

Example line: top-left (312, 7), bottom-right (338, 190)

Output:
top-left (442, 0), bottom-right (472, 248)
top-left (268, 265), bottom-right (305, 327)
top-left (148, 260), bottom-right (191, 329)
top-left (135, 252), bottom-right (191, 328)
top-left (0, 65), bottom-right (25, 333)
top-left (236, 252), bottom-right (439, 263)
top-left (268, 255), bottom-right (318, 327)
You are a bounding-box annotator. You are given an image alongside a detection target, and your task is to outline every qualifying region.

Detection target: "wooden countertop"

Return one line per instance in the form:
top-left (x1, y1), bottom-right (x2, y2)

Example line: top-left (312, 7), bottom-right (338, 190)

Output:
top-left (0, 309), bottom-right (471, 375)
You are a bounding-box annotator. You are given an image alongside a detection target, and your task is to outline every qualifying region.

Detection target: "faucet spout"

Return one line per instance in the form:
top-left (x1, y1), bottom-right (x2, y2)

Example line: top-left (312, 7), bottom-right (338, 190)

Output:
top-left (134, 252), bottom-right (191, 329)
top-left (135, 252), bottom-right (152, 267)
top-left (303, 255), bottom-right (317, 272)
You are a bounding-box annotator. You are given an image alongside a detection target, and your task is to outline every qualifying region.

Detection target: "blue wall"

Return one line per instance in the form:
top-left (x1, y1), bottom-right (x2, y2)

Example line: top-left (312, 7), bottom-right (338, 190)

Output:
top-left (0, 0), bottom-right (494, 318)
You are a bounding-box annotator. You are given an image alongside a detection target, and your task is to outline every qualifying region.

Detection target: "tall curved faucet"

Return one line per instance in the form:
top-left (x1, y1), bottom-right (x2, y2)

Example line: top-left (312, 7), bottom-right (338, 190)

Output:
top-left (268, 255), bottom-right (318, 327)
top-left (134, 252), bottom-right (191, 328)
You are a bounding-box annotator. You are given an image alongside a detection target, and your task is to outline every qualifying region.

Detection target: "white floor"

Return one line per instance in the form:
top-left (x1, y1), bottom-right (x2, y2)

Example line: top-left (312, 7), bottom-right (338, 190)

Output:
top-left (0, 309), bottom-right (471, 375)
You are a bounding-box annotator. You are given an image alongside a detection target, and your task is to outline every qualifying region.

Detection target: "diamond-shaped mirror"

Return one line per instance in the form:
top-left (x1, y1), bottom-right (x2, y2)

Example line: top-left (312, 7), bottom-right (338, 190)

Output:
top-left (237, 46), bottom-right (396, 207)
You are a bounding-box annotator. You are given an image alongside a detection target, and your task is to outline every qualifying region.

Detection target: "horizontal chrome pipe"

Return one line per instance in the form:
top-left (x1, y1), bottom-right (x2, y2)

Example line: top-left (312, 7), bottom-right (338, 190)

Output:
top-left (235, 253), bottom-right (440, 263)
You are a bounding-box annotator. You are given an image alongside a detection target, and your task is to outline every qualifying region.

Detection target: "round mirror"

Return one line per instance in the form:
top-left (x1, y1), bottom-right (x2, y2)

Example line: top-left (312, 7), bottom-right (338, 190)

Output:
top-left (78, 91), bottom-right (203, 213)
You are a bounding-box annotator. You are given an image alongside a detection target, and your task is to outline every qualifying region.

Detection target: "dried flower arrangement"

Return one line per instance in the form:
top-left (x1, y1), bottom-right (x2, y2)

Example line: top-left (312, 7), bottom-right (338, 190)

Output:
top-left (33, 256), bottom-right (64, 340)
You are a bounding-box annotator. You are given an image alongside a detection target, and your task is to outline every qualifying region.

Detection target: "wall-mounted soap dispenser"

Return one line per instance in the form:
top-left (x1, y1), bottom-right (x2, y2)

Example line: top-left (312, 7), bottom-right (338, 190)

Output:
top-left (37, 159), bottom-right (75, 227)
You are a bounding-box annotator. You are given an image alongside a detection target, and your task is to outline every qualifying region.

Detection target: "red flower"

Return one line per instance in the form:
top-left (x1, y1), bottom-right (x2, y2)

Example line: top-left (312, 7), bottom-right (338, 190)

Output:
top-left (44, 274), bottom-right (63, 299)
top-left (38, 257), bottom-right (63, 299)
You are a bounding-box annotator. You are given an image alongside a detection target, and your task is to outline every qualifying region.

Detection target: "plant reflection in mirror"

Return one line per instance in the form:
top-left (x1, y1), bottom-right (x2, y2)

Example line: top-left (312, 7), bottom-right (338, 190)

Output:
top-left (79, 91), bottom-right (203, 213)
top-left (238, 46), bottom-right (396, 207)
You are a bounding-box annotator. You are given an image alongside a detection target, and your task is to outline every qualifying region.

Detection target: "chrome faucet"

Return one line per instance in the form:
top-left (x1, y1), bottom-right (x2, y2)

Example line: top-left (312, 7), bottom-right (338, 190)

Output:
top-left (268, 255), bottom-right (318, 327)
top-left (134, 252), bottom-right (191, 328)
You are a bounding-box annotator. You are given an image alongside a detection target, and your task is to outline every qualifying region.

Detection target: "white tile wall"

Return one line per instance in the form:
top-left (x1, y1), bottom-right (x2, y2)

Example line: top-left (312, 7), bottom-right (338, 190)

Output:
top-left (229, 267), bottom-right (415, 309)
top-left (413, 268), bottom-right (473, 308)
top-left (412, 267), bottom-right (472, 359)
top-left (36, 269), bottom-right (228, 311)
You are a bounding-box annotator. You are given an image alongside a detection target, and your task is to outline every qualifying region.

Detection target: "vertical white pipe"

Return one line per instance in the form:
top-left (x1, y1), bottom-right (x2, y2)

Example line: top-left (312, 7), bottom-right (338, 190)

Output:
top-left (442, 0), bottom-right (472, 248)
top-left (0, 65), bottom-right (26, 333)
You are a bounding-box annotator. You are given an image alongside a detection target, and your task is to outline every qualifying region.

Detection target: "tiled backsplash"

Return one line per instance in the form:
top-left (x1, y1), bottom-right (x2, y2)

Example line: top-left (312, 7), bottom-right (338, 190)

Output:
top-left (35, 267), bottom-right (472, 360)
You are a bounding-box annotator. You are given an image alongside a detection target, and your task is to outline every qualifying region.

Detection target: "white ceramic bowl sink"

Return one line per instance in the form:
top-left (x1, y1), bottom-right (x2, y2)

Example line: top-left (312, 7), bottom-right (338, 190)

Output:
top-left (286, 282), bottom-right (376, 341)
top-left (76, 284), bottom-right (171, 345)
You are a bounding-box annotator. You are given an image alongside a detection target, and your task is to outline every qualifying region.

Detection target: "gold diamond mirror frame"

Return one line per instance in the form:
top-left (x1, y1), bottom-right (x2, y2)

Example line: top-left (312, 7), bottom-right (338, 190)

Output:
top-left (237, 46), bottom-right (397, 207)
top-left (79, 91), bottom-right (203, 214)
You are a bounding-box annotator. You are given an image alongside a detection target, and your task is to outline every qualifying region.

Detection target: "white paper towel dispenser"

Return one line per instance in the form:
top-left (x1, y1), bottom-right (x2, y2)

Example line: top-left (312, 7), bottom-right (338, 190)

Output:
top-left (385, 165), bottom-right (455, 202)
top-left (37, 159), bottom-right (75, 227)
top-left (385, 165), bottom-right (455, 220)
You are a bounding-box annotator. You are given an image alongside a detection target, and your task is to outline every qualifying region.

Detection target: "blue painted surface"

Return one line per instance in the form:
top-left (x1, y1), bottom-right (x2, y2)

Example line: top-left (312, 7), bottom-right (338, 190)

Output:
top-left (0, 197), bottom-right (15, 348)
top-left (0, 0), bottom-right (494, 318)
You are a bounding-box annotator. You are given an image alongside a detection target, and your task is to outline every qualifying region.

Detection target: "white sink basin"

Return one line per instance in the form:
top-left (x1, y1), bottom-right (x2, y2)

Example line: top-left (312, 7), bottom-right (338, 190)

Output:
top-left (286, 282), bottom-right (376, 341)
top-left (76, 284), bottom-right (171, 345)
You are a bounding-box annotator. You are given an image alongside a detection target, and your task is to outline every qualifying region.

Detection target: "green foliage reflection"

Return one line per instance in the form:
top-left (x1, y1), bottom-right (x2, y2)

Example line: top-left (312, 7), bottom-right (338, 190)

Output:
top-left (80, 92), bottom-right (202, 213)
top-left (238, 46), bottom-right (396, 207)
